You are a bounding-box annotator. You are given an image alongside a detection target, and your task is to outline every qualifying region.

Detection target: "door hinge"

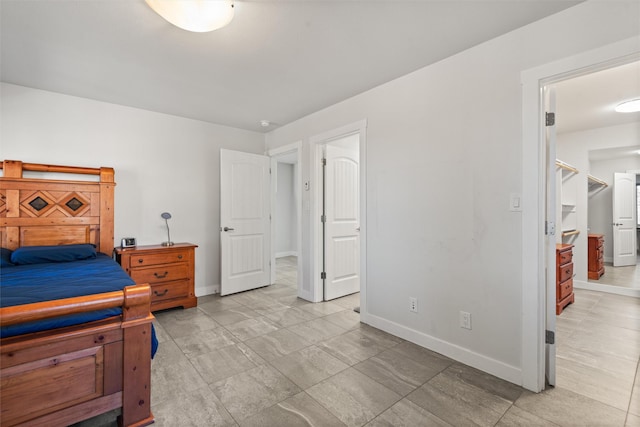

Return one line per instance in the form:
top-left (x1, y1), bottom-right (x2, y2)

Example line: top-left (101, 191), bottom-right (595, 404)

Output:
top-left (321, 214), bottom-right (326, 223)
top-left (545, 330), bottom-right (555, 345)
top-left (545, 221), bottom-right (555, 236)
top-left (321, 272), bottom-right (326, 280)
top-left (322, 158), bottom-right (326, 166)
top-left (545, 112), bottom-right (555, 126)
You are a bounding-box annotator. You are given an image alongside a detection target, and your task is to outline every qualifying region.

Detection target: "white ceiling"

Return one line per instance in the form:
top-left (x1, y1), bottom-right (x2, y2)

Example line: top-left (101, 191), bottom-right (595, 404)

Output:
top-left (1, 0), bottom-right (582, 133)
top-left (555, 60), bottom-right (640, 135)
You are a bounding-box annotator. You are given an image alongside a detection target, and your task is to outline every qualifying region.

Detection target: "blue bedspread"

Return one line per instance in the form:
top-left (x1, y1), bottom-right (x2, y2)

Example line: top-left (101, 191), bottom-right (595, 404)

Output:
top-left (1, 254), bottom-right (158, 357)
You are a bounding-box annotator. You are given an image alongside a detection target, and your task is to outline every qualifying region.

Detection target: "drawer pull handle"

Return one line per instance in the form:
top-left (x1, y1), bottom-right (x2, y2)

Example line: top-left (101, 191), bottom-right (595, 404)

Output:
top-left (178, 255), bottom-right (183, 259)
top-left (154, 289), bottom-right (169, 297)
top-left (138, 259), bottom-right (144, 264)
top-left (565, 269), bottom-right (571, 275)
top-left (154, 271), bottom-right (169, 279)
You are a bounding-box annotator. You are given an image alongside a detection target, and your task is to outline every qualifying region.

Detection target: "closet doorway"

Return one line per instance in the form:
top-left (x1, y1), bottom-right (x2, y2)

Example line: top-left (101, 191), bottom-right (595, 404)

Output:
top-left (309, 120), bottom-right (367, 304)
top-left (322, 134), bottom-right (360, 301)
top-left (553, 60), bottom-right (640, 296)
top-left (521, 39), bottom-right (640, 393)
top-left (538, 54), bottom-right (639, 392)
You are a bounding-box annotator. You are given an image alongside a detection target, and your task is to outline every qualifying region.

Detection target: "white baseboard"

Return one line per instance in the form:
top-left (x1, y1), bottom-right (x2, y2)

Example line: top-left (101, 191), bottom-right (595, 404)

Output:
top-left (574, 279), bottom-right (640, 298)
top-left (360, 312), bottom-right (522, 387)
top-left (197, 283), bottom-right (219, 297)
top-left (276, 251), bottom-right (298, 258)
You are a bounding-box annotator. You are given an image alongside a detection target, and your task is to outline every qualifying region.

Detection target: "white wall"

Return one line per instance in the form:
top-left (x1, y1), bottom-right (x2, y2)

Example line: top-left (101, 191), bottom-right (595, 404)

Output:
top-left (557, 122), bottom-right (640, 280)
top-left (275, 162), bottom-right (296, 256)
top-left (0, 83), bottom-right (265, 296)
top-left (589, 155), bottom-right (640, 262)
top-left (265, 1), bottom-right (640, 387)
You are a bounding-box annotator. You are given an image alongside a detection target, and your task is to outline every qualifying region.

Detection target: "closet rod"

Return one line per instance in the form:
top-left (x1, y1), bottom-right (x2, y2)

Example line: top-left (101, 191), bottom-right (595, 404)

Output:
top-left (555, 159), bottom-right (578, 173)
top-left (587, 174), bottom-right (608, 187)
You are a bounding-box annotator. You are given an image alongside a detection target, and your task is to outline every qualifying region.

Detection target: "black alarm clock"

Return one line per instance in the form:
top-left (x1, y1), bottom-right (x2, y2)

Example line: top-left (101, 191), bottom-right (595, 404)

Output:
top-left (121, 237), bottom-right (136, 248)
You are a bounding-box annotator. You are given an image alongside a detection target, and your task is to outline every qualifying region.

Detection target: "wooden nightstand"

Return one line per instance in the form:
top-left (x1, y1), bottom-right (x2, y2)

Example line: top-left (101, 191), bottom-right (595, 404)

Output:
top-left (115, 243), bottom-right (198, 311)
top-left (556, 243), bottom-right (574, 315)
top-left (588, 234), bottom-right (604, 280)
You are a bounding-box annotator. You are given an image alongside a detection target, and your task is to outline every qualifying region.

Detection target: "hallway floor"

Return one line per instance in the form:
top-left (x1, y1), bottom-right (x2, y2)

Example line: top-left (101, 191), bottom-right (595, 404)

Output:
top-left (78, 257), bottom-right (640, 426)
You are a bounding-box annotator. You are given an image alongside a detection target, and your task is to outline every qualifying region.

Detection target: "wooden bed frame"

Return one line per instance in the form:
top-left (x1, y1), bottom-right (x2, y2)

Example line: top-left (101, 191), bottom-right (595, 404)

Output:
top-left (0, 160), bottom-right (154, 427)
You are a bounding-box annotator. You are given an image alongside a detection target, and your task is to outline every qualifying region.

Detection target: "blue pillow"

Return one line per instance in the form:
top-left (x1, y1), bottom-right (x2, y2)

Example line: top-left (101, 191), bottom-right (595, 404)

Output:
top-left (10, 244), bottom-right (97, 265)
top-left (1, 248), bottom-right (15, 268)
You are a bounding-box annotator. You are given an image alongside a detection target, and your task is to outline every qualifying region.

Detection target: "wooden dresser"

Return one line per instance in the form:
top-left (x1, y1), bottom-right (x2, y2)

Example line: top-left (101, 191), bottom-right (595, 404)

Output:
top-left (116, 243), bottom-right (197, 311)
top-left (588, 234), bottom-right (605, 280)
top-left (556, 243), bottom-right (575, 315)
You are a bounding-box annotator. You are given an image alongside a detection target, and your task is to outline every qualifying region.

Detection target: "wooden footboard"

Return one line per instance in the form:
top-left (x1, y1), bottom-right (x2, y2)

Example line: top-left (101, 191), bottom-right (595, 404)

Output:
top-left (0, 284), bottom-right (154, 427)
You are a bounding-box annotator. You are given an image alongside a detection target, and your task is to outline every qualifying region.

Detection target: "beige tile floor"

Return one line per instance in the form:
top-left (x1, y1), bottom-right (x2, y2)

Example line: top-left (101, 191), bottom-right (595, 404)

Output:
top-left (588, 256), bottom-right (640, 289)
top-left (76, 256), bottom-right (640, 426)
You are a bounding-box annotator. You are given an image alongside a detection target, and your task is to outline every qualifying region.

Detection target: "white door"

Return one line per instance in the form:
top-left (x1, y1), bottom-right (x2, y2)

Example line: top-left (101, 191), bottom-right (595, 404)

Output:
top-left (220, 149), bottom-right (271, 296)
top-left (544, 86), bottom-right (557, 387)
top-left (613, 172), bottom-right (637, 267)
top-left (324, 139), bottom-right (360, 300)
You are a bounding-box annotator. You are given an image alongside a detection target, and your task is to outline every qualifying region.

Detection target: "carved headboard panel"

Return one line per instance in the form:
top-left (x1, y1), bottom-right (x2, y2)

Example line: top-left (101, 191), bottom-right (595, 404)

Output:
top-left (0, 160), bottom-right (116, 254)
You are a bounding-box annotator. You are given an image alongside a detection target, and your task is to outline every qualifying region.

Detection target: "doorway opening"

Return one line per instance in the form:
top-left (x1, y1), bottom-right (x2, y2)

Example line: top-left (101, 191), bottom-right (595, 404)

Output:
top-left (321, 134), bottom-right (360, 301)
top-left (269, 142), bottom-right (303, 298)
top-left (522, 39), bottom-right (640, 391)
top-left (309, 120), bottom-right (367, 308)
top-left (521, 38), bottom-right (639, 392)
top-left (553, 61), bottom-right (640, 297)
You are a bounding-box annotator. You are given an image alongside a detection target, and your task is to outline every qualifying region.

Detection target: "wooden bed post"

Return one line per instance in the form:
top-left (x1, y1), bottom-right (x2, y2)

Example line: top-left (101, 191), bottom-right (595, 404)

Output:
top-left (99, 167), bottom-right (116, 255)
top-left (120, 285), bottom-right (154, 427)
top-left (3, 160), bottom-right (23, 178)
top-left (2, 161), bottom-right (23, 248)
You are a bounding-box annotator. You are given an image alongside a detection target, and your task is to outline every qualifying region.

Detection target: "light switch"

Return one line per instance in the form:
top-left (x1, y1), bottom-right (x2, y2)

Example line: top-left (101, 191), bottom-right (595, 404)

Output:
top-left (510, 193), bottom-right (522, 212)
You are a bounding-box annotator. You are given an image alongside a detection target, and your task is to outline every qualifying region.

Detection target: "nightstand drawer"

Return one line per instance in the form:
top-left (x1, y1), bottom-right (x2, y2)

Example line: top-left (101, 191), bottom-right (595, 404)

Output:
top-left (558, 262), bottom-right (573, 283)
top-left (130, 250), bottom-right (190, 267)
top-left (150, 281), bottom-right (189, 303)
top-left (131, 263), bottom-right (189, 284)
top-left (557, 278), bottom-right (573, 301)
top-left (558, 250), bottom-right (572, 266)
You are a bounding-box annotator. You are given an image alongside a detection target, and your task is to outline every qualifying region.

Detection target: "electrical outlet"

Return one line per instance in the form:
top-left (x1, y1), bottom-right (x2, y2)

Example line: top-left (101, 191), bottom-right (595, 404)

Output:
top-left (460, 311), bottom-right (472, 329)
top-left (409, 297), bottom-right (418, 313)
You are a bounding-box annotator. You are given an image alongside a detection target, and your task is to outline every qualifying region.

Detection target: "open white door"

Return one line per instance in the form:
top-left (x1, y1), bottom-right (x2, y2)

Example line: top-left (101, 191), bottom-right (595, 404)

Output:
top-left (544, 86), bottom-right (557, 387)
top-left (613, 172), bottom-right (637, 267)
top-left (324, 138), bottom-right (360, 300)
top-left (220, 149), bottom-right (271, 296)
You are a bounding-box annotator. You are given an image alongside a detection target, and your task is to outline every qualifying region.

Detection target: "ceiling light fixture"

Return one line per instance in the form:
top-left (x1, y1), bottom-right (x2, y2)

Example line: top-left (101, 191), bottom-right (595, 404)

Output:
top-left (145, 0), bottom-right (234, 33)
top-left (260, 120), bottom-right (271, 127)
top-left (614, 98), bottom-right (640, 113)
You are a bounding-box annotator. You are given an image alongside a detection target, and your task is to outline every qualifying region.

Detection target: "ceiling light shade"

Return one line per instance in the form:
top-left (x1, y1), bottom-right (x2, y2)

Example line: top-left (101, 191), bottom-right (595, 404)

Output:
top-left (145, 0), bottom-right (234, 33)
top-left (615, 98), bottom-right (640, 113)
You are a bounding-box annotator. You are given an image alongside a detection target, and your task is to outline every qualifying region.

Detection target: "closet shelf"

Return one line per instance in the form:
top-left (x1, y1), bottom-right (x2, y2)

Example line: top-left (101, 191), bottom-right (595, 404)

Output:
top-left (555, 159), bottom-right (579, 174)
top-left (562, 230), bottom-right (580, 237)
top-left (587, 174), bottom-right (608, 187)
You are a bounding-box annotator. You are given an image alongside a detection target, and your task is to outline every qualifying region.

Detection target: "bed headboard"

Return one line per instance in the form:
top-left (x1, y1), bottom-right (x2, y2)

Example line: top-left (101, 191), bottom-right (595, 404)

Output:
top-left (0, 160), bottom-right (116, 254)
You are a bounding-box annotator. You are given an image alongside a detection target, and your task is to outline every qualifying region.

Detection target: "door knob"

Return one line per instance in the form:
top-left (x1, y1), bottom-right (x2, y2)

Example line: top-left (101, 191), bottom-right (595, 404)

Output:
top-left (223, 227), bottom-right (235, 232)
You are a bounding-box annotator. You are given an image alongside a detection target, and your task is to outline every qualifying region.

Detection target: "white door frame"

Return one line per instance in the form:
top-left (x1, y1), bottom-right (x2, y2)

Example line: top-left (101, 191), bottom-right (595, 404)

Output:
top-left (268, 141), bottom-right (303, 297)
top-left (521, 38), bottom-right (639, 392)
top-left (309, 120), bottom-right (367, 306)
